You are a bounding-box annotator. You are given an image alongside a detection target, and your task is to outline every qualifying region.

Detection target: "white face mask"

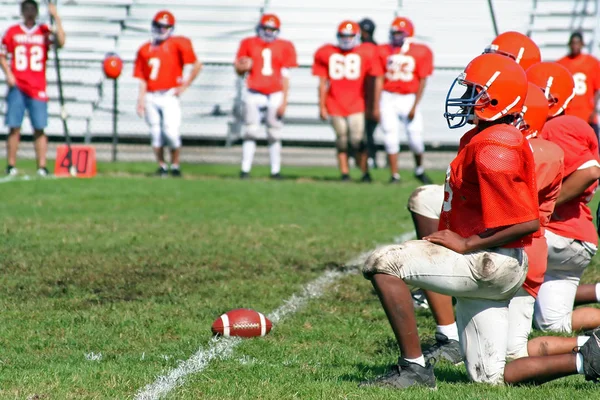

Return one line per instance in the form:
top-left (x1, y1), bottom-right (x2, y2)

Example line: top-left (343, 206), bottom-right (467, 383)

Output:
top-left (337, 34), bottom-right (360, 50)
top-left (151, 22), bottom-right (174, 43)
top-left (257, 26), bottom-right (279, 42)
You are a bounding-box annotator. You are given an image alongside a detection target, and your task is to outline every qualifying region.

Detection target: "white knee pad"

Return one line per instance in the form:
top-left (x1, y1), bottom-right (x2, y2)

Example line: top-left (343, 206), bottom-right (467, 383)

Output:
top-left (407, 184), bottom-right (444, 219)
top-left (384, 131), bottom-right (400, 155)
top-left (266, 109), bottom-right (283, 142)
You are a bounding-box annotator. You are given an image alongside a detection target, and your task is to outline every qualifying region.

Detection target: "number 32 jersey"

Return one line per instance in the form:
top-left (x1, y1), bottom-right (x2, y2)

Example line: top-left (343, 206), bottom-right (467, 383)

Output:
top-left (134, 36), bottom-right (197, 92)
top-left (1, 24), bottom-right (51, 101)
top-left (236, 37), bottom-right (298, 95)
top-left (378, 40), bottom-right (433, 94)
top-left (312, 43), bottom-right (383, 116)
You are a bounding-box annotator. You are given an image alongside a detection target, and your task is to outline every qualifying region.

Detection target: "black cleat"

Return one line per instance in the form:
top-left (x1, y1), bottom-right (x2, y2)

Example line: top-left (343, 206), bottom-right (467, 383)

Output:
top-left (240, 171), bottom-right (250, 180)
top-left (415, 172), bottom-right (433, 184)
top-left (411, 288), bottom-right (430, 310)
top-left (170, 168), bottom-right (182, 177)
top-left (5, 165), bottom-right (17, 176)
top-left (341, 174), bottom-right (351, 182)
top-left (423, 333), bottom-right (463, 365)
top-left (359, 358), bottom-right (436, 389)
top-left (580, 327), bottom-right (600, 381)
top-left (361, 173), bottom-right (372, 183)
top-left (156, 166), bottom-right (169, 177)
top-left (270, 173), bottom-right (282, 180)
top-left (36, 167), bottom-right (49, 177)
top-left (389, 174), bottom-right (401, 184)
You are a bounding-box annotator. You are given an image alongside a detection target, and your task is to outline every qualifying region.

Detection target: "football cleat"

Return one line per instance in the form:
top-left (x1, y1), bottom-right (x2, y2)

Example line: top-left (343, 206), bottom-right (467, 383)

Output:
top-left (359, 358), bottom-right (436, 389)
top-left (423, 333), bottom-right (463, 365)
top-left (415, 172), bottom-right (433, 185)
top-left (270, 173), bottom-right (282, 180)
top-left (156, 166), bottom-right (169, 178)
top-left (411, 288), bottom-right (430, 310)
top-left (341, 174), bottom-right (351, 182)
top-left (389, 174), bottom-right (401, 184)
top-left (361, 173), bottom-right (372, 183)
top-left (170, 167), bottom-right (182, 177)
top-left (5, 166), bottom-right (17, 176)
top-left (579, 327), bottom-right (600, 381)
top-left (240, 171), bottom-right (250, 180)
top-left (36, 167), bottom-right (49, 177)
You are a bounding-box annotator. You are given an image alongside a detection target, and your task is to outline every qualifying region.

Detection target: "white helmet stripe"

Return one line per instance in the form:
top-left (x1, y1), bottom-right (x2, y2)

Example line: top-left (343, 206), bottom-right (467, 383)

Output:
top-left (515, 47), bottom-right (525, 64)
top-left (554, 88), bottom-right (576, 116)
top-left (490, 95), bottom-right (522, 120)
top-left (544, 76), bottom-right (554, 99)
top-left (484, 71), bottom-right (501, 89)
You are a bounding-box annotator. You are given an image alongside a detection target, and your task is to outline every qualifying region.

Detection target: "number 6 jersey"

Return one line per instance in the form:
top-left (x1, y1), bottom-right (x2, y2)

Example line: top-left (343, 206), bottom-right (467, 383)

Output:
top-left (1, 23), bottom-right (51, 101)
top-left (378, 39), bottom-right (433, 94)
top-left (235, 36), bottom-right (298, 95)
top-left (312, 42), bottom-right (383, 116)
top-left (134, 36), bottom-right (197, 92)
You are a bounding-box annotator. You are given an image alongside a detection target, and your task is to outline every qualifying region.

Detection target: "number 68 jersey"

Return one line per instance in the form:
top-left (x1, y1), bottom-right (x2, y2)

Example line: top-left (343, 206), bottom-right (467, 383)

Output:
top-left (1, 23), bottom-right (51, 101)
top-left (312, 43), bottom-right (383, 116)
top-left (235, 36), bottom-right (298, 95)
top-left (134, 36), bottom-right (197, 92)
top-left (379, 39), bottom-right (433, 94)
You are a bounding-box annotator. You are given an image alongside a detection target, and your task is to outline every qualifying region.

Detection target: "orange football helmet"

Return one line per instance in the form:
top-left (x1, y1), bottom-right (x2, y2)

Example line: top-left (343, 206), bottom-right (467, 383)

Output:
top-left (337, 20), bottom-right (360, 50)
top-left (526, 62), bottom-right (575, 117)
top-left (445, 53), bottom-right (528, 128)
top-left (390, 16), bottom-right (414, 47)
top-left (103, 53), bottom-right (123, 80)
top-left (485, 31), bottom-right (541, 71)
top-left (257, 13), bottom-right (281, 42)
top-left (152, 10), bottom-right (175, 42)
top-left (516, 82), bottom-right (549, 138)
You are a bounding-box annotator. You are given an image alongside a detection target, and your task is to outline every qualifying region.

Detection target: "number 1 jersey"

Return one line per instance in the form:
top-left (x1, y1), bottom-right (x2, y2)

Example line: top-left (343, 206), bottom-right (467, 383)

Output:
top-left (235, 37), bottom-right (298, 95)
top-left (312, 43), bottom-right (383, 116)
top-left (379, 40), bottom-right (433, 94)
top-left (1, 24), bottom-right (51, 101)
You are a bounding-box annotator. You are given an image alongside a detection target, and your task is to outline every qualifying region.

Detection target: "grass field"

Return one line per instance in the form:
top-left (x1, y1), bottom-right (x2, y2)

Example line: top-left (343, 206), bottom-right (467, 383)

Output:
top-left (0, 160), bottom-right (599, 399)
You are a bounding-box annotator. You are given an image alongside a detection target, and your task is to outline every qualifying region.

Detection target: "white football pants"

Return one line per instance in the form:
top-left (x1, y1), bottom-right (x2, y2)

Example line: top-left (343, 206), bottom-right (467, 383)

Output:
top-left (379, 90), bottom-right (425, 155)
top-left (145, 89), bottom-right (182, 149)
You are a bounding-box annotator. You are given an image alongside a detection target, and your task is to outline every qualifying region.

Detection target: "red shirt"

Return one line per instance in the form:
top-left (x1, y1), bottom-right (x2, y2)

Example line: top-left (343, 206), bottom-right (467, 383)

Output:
top-left (1, 24), bottom-right (51, 101)
top-left (540, 115), bottom-right (599, 244)
top-left (379, 40), bottom-right (433, 94)
top-left (557, 53), bottom-right (600, 123)
top-left (236, 37), bottom-right (297, 95)
top-left (523, 139), bottom-right (564, 297)
top-left (312, 43), bottom-right (383, 116)
top-left (440, 125), bottom-right (539, 248)
top-left (134, 36), bottom-right (197, 92)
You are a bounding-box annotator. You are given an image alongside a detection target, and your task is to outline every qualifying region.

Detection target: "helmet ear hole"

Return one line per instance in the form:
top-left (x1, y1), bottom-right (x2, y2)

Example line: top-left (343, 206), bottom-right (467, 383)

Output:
top-left (491, 99), bottom-right (499, 106)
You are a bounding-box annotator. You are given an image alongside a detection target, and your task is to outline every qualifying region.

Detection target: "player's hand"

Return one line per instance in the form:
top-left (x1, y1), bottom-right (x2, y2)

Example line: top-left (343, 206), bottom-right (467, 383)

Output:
top-left (277, 102), bottom-right (287, 118)
top-left (136, 101), bottom-right (145, 118)
top-left (6, 72), bottom-right (16, 87)
top-left (408, 106), bottom-right (416, 122)
top-left (235, 57), bottom-right (253, 73)
top-left (371, 107), bottom-right (380, 122)
top-left (47, 3), bottom-right (59, 18)
top-left (424, 229), bottom-right (470, 254)
top-left (174, 83), bottom-right (189, 97)
top-left (319, 107), bottom-right (329, 121)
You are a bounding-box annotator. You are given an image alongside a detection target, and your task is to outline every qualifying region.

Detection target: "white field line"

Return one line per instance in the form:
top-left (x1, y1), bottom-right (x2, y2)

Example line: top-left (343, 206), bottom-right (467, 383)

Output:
top-left (133, 231), bottom-right (415, 400)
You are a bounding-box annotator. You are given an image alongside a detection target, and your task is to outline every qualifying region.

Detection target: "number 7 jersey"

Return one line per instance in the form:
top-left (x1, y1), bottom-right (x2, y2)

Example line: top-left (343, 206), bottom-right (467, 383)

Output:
top-left (379, 40), bottom-right (433, 94)
top-left (1, 24), bottom-right (51, 101)
top-left (236, 37), bottom-right (298, 95)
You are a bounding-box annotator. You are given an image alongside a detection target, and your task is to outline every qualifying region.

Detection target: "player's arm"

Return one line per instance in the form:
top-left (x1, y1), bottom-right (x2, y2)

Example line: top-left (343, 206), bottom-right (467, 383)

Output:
top-left (591, 89), bottom-right (600, 123)
top-left (372, 75), bottom-right (383, 121)
top-left (176, 59), bottom-right (203, 96)
top-left (277, 71), bottom-right (290, 117)
top-left (48, 3), bottom-right (66, 48)
top-left (409, 78), bottom-right (427, 121)
top-left (136, 79), bottom-right (147, 118)
top-left (0, 54), bottom-right (14, 87)
top-left (318, 76), bottom-right (328, 120)
top-left (234, 41), bottom-right (251, 76)
top-left (555, 163), bottom-right (600, 205)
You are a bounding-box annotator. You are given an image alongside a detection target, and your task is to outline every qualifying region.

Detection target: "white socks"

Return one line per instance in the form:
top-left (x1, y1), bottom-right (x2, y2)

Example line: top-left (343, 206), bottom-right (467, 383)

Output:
top-left (405, 355), bottom-right (426, 368)
top-left (595, 283), bottom-right (600, 302)
top-left (577, 336), bottom-right (590, 347)
top-left (269, 141), bottom-right (282, 175)
top-left (241, 140), bottom-right (256, 173)
top-left (415, 166), bottom-right (425, 176)
top-left (437, 322), bottom-right (459, 341)
top-left (576, 352), bottom-right (585, 374)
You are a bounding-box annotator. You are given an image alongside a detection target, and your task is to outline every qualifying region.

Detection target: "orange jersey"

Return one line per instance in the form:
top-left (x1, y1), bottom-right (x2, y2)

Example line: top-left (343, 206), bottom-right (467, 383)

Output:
top-left (439, 125), bottom-right (539, 248)
top-left (523, 139), bottom-right (564, 297)
top-left (236, 37), bottom-right (298, 95)
top-left (378, 40), bottom-right (433, 94)
top-left (557, 54), bottom-right (600, 123)
top-left (312, 43), bottom-right (383, 116)
top-left (134, 36), bottom-right (197, 92)
top-left (540, 115), bottom-right (599, 244)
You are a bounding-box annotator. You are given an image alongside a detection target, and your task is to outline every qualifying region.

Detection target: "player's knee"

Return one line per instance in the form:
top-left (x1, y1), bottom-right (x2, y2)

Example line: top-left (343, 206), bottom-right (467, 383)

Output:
top-left (407, 185), bottom-right (443, 216)
top-left (533, 310), bottom-right (572, 333)
top-left (384, 134), bottom-right (400, 154)
top-left (336, 133), bottom-right (349, 152)
top-left (244, 124), bottom-right (260, 140)
top-left (407, 132), bottom-right (425, 154)
top-left (505, 342), bottom-right (529, 362)
top-left (349, 133), bottom-right (365, 151)
top-left (362, 244), bottom-right (405, 280)
top-left (165, 132), bottom-right (181, 149)
top-left (266, 127), bottom-right (281, 143)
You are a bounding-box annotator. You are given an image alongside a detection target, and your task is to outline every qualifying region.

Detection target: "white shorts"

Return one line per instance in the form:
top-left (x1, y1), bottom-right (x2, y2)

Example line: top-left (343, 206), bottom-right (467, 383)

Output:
top-left (364, 240), bottom-right (528, 384)
top-left (407, 184), bottom-right (444, 219)
top-left (242, 89), bottom-right (284, 141)
top-left (145, 90), bottom-right (182, 149)
top-left (534, 229), bottom-right (597, 333)
top-left (379, 90), bottom-right (425, 155)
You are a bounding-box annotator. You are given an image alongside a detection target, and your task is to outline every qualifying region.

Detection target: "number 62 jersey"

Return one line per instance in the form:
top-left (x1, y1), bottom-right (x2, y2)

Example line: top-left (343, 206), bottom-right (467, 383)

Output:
top-left (312, 43), bottom-right (383, 116)
top-left (379, 39), bottom-right (433, 94)
top-left (235, 36), bottom-right (298, 95)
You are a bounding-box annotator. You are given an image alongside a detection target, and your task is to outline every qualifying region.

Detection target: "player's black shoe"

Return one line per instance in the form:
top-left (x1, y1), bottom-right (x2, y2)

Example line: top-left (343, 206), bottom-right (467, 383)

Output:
top-left (240, 171), bottom-right (250, 180)
top-left (359, 358), bottom-right (436, 389)
top-left (423, 333), bottom-right (463, 365)
top-left (156, 166), bottom-right (168, 177)
top-left (415, 172), bottom-right (433, 184)
top-left (361, 173), bottom-right (372, 183)
top-left (5, 165), bottom-right (17, 176)
top-left (580, 327), bottom-right (600, 381)
top-left (389, 174), bottom-right (401, 184)
top-left (36, 167), bottom-right (49, 177)
top-left (270, 173), bottom-right (282, 180)
top-left (170, 168), bottom-right (182, 177)
top-left (341, 174), bottom-right (351, 182)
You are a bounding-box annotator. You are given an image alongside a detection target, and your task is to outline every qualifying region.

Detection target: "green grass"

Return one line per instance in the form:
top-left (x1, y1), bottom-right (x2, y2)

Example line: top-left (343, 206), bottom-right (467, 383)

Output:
top-left (0, 160), bottom-right (598, 399)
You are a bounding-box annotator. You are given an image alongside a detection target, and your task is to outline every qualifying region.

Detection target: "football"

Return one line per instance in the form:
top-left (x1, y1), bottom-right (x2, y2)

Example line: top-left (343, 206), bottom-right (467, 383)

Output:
top-left (211, 308), bottom-right (272, 338)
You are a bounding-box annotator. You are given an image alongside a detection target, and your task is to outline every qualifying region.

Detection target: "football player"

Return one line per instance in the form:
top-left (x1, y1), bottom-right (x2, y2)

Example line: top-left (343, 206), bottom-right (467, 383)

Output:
top-left (312, 21), bottom-right (383, 182)
top-left (358, 18), bottom-right (379, 169)
top-left (134, 10), bottom-right (203, 177)
top-left (374, 17), bottom-right (433, 184)
top-left (0, 0), bottom-right (65, 176)
top-left (527, 62), bottom-right (600, 334)
top-left (234, 14), bottom-right (298, 179)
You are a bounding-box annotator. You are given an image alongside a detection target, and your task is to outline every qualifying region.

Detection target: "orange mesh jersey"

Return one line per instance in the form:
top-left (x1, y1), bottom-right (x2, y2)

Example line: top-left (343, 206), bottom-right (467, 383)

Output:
top-left (378, 40), bottom-right (433, 94)
top-left (236, 37), bottom-right (298, 95)
top-left (312, 42), bottom-right (383, 116)
top-left (134, 36), bottom-right (197, 92)
top-left (523, 138), bottom-right (564, 297)
top-left (540, 115), bottom-right (599, 244)
top-left (557, 53), bottom-right (600, 123)
top-left (439, 124), bottom-right (539, 248)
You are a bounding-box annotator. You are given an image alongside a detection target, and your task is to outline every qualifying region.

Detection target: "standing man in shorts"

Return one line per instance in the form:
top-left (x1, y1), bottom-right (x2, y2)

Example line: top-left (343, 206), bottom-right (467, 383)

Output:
top-left (0, 0), bottom-right (65, 176)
